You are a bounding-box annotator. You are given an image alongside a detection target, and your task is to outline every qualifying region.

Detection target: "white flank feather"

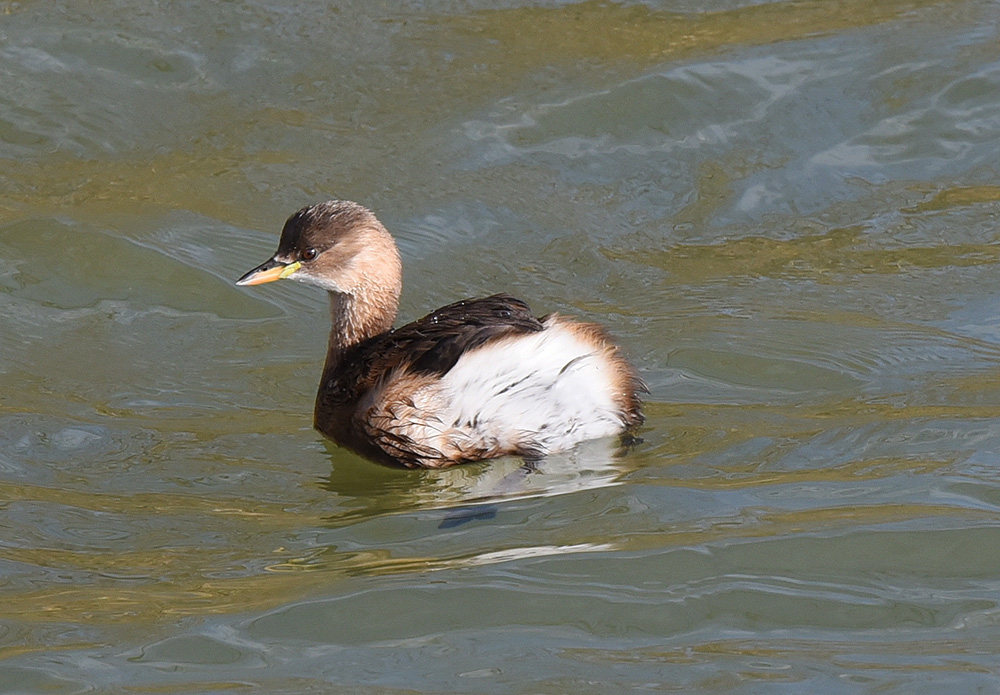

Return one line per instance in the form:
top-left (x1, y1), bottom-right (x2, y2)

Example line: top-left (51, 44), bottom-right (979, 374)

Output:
top-left (424, 318), bottom-right (625, 454)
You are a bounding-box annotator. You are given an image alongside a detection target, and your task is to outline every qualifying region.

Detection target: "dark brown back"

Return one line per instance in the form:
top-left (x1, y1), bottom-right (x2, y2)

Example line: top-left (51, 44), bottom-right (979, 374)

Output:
top-left (318, 293), bottom-right (545, 408)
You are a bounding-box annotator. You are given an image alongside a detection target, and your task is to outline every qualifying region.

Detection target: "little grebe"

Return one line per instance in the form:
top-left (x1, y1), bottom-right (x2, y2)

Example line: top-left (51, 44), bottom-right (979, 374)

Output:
top-left (237, 201), bottom-right (644, 468)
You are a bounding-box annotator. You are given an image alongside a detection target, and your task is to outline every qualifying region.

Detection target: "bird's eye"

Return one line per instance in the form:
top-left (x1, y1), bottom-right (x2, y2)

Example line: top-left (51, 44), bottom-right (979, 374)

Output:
top-left (302, 247), bottom-right (318, 261)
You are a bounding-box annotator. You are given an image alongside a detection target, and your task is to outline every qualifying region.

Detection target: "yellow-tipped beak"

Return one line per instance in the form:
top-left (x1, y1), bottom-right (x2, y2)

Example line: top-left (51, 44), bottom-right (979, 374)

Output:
top-left (236, 259), bottom-right (301, 286)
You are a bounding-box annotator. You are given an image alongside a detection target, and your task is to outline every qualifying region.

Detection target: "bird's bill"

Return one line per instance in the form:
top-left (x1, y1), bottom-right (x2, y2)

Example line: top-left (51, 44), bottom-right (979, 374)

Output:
top-left (236, 259), bottom-right (301, 286)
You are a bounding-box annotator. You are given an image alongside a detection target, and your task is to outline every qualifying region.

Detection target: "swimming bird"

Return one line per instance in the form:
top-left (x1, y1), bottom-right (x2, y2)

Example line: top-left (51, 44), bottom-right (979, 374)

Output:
top-left (236, 201), bottom-right (644, 468)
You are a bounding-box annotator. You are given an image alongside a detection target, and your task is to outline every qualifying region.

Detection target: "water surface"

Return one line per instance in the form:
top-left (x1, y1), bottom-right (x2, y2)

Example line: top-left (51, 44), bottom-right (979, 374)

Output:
top-left (3, 1), bottom-right (1000, 693)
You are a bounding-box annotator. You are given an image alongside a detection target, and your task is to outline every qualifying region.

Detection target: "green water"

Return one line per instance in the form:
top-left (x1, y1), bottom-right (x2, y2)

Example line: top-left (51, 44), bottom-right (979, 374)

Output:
top-left (3, 1), bottom-right (1000, 692)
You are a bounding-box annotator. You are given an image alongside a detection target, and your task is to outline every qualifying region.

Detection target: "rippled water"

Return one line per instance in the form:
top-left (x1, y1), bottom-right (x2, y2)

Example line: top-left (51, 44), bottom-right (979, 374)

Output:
top-left (4, 1), bottom-right (1000, 693)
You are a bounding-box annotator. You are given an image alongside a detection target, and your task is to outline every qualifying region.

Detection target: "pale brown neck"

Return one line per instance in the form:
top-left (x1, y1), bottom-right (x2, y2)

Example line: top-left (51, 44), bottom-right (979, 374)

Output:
top-left (321, 288), bottom-right (398, 371)
top-left (310, 214), bottom-right (403, 377)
